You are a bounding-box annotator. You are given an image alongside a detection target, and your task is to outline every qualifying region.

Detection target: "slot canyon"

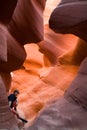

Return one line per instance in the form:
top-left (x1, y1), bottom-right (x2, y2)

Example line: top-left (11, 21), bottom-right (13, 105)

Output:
top-left (0, 0), bottom-right (87, 129)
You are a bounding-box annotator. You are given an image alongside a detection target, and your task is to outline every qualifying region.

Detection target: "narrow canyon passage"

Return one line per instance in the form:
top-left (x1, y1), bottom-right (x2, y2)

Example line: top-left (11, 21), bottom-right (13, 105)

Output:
top-left (1, 0), bottom-right (87, 129)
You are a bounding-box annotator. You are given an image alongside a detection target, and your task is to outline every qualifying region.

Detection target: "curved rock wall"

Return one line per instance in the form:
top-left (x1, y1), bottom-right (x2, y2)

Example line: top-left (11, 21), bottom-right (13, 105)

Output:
top-left (11, 28), bottom-right (87, 129)
top-left (25, 0), bottom-right (87, 129)
top-left (8, 0), bottom-right (45, 44)
top-left (1, 0), bottom-right (87, 129)
top-left (49, 0), bottom-right (87, 42)
top-left (0, 0), bottom-right (17, 24)
top-left (0, 0), bottom-right (45, 129)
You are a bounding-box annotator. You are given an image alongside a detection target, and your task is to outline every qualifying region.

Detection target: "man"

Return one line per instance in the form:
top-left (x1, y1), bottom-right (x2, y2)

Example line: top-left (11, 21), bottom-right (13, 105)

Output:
top-left (8, 89), bottom-right (19, 110)
top-left (8, 90), bottom-right (28, 123)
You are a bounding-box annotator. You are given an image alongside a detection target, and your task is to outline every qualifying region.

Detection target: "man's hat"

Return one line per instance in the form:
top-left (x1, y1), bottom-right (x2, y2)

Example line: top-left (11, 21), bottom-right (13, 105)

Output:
top-left (14, 90), bottom-right (19, 94)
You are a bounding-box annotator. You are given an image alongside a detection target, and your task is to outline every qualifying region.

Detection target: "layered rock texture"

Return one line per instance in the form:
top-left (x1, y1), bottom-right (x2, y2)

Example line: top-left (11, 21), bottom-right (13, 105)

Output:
top-left (0, 0), bottom-right (45, 129)
top-left (49, 0), bottom-right (87, 42)
top-left (0, 0), bottom-right (87, 129)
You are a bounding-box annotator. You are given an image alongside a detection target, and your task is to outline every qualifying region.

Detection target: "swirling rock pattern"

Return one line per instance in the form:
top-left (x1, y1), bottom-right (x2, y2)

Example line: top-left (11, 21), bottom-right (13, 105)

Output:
top-left (1, 0), bottom-right (87, 129)
top-left (0, 0), bottom-right (45, 129)
top-left (8, 0), bottom-right (45, 44)
top-left (49, 0), bottom-right (87, 42)
top-left (26, 0), bottom-right (87, 130)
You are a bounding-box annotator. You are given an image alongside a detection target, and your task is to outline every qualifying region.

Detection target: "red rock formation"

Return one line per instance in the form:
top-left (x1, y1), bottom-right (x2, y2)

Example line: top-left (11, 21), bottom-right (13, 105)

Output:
top-left (8, 0), bottom-right (45, 44)
top-left (25, 0), bottom-right (87, 129)
top-left (49, 0), bottom-right (87, 42)
top-left (0, 0), bottom-right (17, 24)
top-left (0, 0), bottom-right (45, 129)
top-left (1, 0), bottom-right (87, 129)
